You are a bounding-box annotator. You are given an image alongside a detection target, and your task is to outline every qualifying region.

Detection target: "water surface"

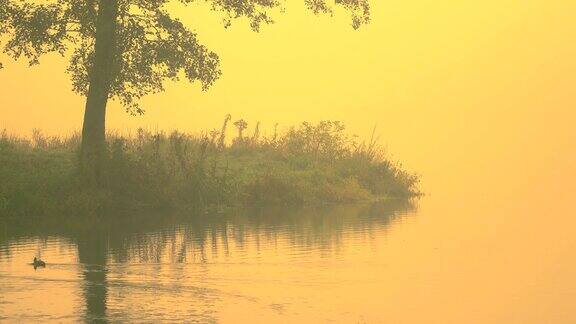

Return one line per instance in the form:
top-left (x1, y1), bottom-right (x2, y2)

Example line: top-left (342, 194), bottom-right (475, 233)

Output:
top-left (1, 201), bottom-right (416, 322)
top-left (1, 192), bottom-right (575, 323)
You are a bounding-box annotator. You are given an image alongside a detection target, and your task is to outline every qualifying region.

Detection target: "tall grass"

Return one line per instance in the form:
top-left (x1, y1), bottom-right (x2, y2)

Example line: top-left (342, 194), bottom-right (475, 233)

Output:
top-left (0, 120), bottom-right (420, 218)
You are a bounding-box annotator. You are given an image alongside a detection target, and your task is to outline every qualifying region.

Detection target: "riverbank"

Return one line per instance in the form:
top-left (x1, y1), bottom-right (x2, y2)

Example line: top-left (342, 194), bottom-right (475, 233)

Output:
top-left (0, 120), bottom-right (420, 218)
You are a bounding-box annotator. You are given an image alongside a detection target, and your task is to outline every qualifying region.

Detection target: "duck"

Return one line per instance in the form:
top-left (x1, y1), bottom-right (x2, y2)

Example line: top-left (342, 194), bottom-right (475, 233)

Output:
top-left (33, 257), bottom-right (46, 268)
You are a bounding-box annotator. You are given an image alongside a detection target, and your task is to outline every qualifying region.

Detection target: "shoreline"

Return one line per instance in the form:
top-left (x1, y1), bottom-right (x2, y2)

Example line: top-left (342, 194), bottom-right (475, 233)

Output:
top-left (0, 122), bottom-right (420, 219)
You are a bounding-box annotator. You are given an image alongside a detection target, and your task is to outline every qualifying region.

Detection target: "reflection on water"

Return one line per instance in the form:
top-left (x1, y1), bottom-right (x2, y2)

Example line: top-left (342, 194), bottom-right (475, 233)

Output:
top-left (0, 200), bottom-right (416, 322)
top-left (78, 235), bottom-right (107, 322)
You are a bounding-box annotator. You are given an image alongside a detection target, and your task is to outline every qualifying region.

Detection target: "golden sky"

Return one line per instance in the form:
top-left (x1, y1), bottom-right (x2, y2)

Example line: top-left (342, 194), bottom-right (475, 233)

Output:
top-left (1, 0), bottom-right (575, 197)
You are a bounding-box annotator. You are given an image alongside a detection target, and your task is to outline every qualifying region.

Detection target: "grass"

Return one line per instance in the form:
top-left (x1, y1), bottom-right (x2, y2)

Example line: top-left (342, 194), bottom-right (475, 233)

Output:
top-left (0, 120), bottom-right (420, 219)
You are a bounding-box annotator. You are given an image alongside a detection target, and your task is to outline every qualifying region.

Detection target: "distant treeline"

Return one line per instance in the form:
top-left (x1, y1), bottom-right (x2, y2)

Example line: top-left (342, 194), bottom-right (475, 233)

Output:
top-left (0, 119), bottom-right (420, 218)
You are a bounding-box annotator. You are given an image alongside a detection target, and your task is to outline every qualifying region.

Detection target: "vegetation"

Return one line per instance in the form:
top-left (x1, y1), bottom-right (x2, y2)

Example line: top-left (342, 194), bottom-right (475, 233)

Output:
top-left (0, 0), bottom-right (371, 182)
top-left (0, 120), bottom-right (419, 219)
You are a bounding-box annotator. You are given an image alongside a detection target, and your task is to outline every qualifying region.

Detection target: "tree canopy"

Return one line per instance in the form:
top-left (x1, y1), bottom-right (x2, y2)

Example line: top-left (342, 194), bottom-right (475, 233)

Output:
top-left (0, 0), bottom-right (370, 114)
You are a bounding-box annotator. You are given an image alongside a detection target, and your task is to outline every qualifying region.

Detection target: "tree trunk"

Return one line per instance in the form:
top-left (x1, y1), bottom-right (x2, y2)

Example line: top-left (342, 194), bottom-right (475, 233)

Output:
top-left (80, 0), bottom-right (118, 185)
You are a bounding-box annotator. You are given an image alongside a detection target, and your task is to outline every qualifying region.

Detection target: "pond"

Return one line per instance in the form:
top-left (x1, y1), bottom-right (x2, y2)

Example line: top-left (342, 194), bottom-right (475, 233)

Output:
top-left (1, 200), bottom-right (416, 322)
top-left (1, 192), bottom-right (574, 323)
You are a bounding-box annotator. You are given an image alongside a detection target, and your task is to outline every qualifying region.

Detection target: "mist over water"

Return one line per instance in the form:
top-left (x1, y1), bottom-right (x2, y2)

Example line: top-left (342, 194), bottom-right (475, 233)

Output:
top-left (1, 171), bottom-right (575, 323)
top-left (0, 200), bottom-right (417, 322)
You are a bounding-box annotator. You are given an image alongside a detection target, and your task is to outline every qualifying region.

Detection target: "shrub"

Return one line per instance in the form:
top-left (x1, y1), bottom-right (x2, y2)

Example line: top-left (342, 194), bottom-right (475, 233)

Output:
top-left (0, 121), bottom-right (419, 218)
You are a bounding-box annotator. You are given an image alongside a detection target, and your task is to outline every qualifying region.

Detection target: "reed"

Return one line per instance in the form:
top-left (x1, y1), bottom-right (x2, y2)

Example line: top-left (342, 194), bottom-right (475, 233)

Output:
top-left (0, 119), bottom-right (420, 218)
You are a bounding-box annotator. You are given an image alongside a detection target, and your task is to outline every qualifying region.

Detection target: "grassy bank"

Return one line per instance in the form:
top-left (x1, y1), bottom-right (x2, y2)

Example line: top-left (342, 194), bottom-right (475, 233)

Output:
top-left (0, 120), bottom-right (420, 218)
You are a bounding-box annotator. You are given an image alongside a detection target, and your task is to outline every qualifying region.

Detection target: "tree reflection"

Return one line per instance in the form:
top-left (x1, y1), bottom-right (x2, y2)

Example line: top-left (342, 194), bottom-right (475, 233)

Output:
top-left (76, 232), bottom-right (108, 322)
top-left (0, 199), bottom-right (417, 322)
top-left (104, 199), bottom-right (418, 264)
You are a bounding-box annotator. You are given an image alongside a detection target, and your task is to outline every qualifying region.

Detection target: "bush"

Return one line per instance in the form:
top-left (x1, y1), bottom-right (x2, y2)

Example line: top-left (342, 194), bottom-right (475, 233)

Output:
top-left (0, 120), bottom-right (419, 218)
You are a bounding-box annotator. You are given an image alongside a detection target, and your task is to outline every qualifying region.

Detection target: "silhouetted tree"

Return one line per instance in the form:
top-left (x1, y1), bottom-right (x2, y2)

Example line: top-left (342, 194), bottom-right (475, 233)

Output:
top-left (0, 0), bottom-right (370, 183)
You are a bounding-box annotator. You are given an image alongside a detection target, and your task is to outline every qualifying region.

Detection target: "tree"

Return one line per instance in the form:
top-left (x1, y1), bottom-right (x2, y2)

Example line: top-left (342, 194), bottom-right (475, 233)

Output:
top-left (0, 0), bottom-right (370, 183)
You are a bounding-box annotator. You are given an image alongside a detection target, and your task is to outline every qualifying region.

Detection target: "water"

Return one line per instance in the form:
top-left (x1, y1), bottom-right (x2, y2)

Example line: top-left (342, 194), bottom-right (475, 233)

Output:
top-left (0, 201), bottom-right (414, 322)
top-left (1, 193), bottom-right (575, 323)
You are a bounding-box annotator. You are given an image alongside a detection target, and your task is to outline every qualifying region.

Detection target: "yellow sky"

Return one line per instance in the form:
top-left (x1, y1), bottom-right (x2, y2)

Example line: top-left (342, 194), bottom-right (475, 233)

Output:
top-left (1, 0), bottom-right (575, 197)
